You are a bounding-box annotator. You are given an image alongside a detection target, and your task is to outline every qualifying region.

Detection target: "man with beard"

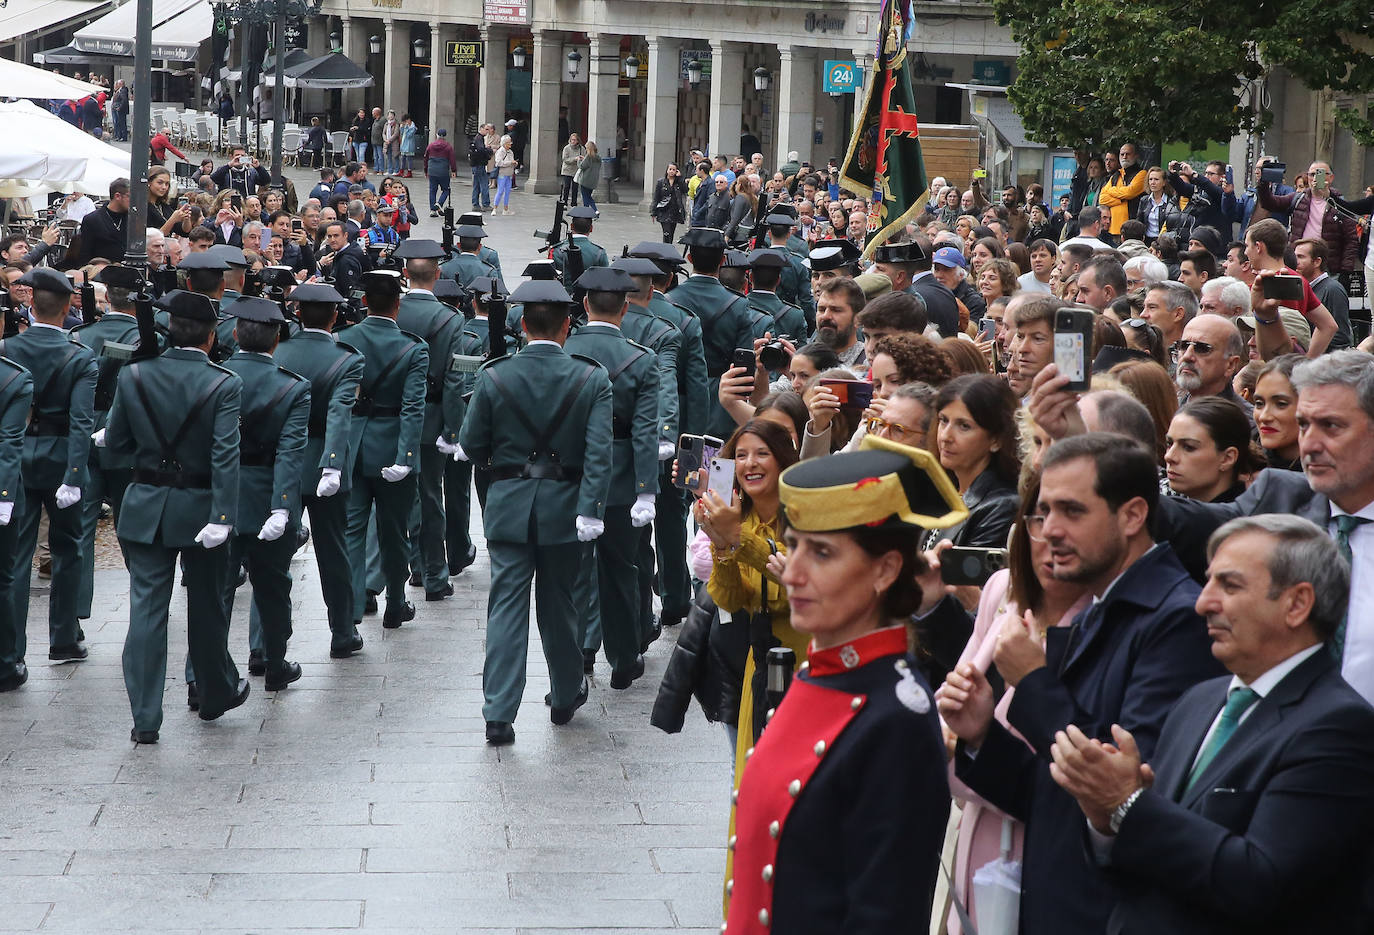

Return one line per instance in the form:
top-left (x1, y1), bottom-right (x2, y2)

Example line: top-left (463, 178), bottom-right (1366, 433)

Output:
top-left (1175, 314), bottom-right (1249, 414)
top-left (812, 277), bottom-right (867, 372)
top-left (937, 432), bottom-right (1222, 935)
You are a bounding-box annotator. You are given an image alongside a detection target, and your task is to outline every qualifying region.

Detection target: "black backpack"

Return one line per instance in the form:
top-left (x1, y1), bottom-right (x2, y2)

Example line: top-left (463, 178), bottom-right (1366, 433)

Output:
top-left (468, 136), bottom-right (490, 168)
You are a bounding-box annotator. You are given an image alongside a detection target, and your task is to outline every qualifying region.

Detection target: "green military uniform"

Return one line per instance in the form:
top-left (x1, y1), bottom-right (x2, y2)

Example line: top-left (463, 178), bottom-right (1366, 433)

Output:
top-left (459, 339), bottom-right (612, 727)
top-left (71, 309), bottom-right (142, 620)
top-left (106, 343), bottom-right (245, 733)
top-left (746, 290), bottom-right (808, 346)
top-left (551, 234), bottom-right (610, 277)
top-left (396, 286), bottom-right (467, 593)
top-left (0, 324), bottom-right (98, 655)
top-left (667, 273), bottom-right (754, 438)
top-left (565, 318), bottom-right (659, 678)
top-left (440, 250), bottom-right (497, 291)
top-left (619, 304), bottom-right (681, 450)
top-left (477, 244), bottom-right (503, 282)
top-left (771, 245), bottom-right (815, 336)
top-left (0, 358), bottom-right (33, 687)
top-left (273, 327), bottom-right (364, 649)
top-left (220, 349), bottom-right (310, 677)
top-left (338, 314), bottom-right (429, 623)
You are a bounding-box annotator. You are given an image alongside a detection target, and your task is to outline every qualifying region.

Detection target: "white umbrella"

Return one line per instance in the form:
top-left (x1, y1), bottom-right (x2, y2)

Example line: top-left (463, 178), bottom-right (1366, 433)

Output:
top-left (0, 57), bottom-right (102, 100)
top-left (0, 99), bottom-right (129, 196)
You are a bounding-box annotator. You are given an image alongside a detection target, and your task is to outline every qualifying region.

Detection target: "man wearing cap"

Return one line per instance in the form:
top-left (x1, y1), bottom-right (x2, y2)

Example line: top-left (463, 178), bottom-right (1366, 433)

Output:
top-left (200, 295), bottom-right (310, 695)
top-left (931, 245), bottom-right (986, 321)
top-left (459, 278), bottom-right (613, 745)
top-left (873, 237), bottom-right (960, 338)
top-left (365, 203), bottom-right (400, 249)
top-left (273, 282), bottom-right (366, 657)
top-left (396, 240), bottom-right (471, 597)
top-left (340, 270), bottom-right (428, 630)
top-left (745, 250), bottom-right (808, 344)
top-left (175, 251), bottom-right (238, 362)
top-left (103, 289), bottom-right (250, 743)
top-left (718, 249), bottom-right (751, 295)
top-left (762, 212), bottom-right (815, 334)
top-left (440, 224), bottom-right (500, 293)
top-left (0, 268), bottom-right (97, 665)
top-left (566, 267), bottom-right (661, 683)
top-left (318, 220), bottom-right (367, 299)
top-left (670, 228), bottom-right (755, 438)
top-left (72, 266), bottom-right (149, 623)
top-left (0, 352), bottom-right (33, 692)
top-left (551, 207), bottom-right (610, 278)
top-left (456, 212), bottom-right (504, 282)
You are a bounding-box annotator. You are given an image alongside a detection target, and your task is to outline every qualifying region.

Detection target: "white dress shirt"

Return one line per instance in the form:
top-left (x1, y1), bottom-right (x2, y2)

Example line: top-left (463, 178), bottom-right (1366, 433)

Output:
top-left (1330, 500), bottom-right (1374, 704)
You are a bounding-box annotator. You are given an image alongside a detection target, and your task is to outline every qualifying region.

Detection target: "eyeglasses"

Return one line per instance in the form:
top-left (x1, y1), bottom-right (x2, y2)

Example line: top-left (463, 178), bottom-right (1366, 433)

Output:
top-left (867, 417), bottom-right (920, 441)
top-left (1023, 512), bottom-right (1047, 540)
top-left (1175, 339), bottom-right (1215, 355)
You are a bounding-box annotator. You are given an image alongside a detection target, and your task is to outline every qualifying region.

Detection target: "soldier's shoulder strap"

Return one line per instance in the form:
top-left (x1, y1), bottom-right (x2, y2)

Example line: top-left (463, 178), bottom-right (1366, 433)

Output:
top-left (606, 345), bottom-right (650, 383)
top-left (334, 340), bottom-right (363, 358)
top-left (485, 357), bottom-right (599, 456)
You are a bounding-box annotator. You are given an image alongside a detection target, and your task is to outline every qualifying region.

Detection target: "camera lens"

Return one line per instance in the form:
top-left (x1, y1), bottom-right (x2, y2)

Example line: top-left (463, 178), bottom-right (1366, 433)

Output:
top-left (759, 341), bottom-right (791, 372)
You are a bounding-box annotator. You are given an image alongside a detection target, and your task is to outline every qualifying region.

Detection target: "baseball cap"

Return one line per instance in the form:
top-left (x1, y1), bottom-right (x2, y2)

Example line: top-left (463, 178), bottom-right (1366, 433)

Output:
top-left (932, 246), bottom-right (967, 269)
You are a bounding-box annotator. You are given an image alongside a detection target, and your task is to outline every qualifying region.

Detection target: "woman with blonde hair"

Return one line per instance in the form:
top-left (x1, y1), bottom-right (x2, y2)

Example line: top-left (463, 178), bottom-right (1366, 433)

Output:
top-left (491, 134), bottom-right (518, 216)
top-left (574, 139), bottom-right (601, 213)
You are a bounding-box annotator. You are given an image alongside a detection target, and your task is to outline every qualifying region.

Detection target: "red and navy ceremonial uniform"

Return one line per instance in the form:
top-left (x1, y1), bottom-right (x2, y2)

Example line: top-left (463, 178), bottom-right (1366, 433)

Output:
top-left (725, 625), bottom-right (950, 933)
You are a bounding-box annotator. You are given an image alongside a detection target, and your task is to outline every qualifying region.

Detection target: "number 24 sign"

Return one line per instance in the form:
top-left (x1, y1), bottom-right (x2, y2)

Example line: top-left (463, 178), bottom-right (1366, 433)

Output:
top-left (823, 60), bottom-right (863, 95)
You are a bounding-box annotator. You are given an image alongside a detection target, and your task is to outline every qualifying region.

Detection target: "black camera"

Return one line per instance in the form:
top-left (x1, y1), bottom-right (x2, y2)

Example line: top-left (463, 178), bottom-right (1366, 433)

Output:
top-left (758, 336), bottom-right (793, 373)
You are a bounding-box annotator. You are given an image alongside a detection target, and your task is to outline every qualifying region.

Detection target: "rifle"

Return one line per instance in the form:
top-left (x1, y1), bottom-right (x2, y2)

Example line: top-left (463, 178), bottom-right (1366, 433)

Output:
top-left (80, 282), bottom-right (97, 325)
top-left (440, 206), bottom-right (455, 260)
top-left (0, 290), bottom-right (18, 339)
top-left (131, 285), bottom-right (160, 361)
top-left (485, 284), bottom-right (509, 360)
top-left (564, 227), bottom-right (586, 327)
top-left (534, 200), bottom-right (568, 252)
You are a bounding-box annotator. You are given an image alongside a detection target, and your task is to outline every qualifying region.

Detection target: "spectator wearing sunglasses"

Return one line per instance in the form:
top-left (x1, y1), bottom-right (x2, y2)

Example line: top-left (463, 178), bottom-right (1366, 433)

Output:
top-left (1174, 313), bottom-right (1250, 417)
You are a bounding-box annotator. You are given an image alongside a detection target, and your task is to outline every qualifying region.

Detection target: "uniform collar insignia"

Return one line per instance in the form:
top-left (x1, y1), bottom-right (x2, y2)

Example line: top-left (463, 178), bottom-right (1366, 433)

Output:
top-left (807, 626), bottom-right (909, 677)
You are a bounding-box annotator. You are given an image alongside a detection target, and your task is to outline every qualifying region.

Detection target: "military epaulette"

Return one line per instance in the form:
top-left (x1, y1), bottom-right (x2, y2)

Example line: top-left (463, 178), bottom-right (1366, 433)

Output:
top-left (276, 366), bottom-right (307, 382)
top-left (0, 356), bottom-right (28, 374)
top-left (724, 286), bottom-right (746, 298)
top-left (624, 337), bottom-right (653, 355)
top-left (207, 360), bottom-right (235, 376)
top-left (477, 353), bottom-right (511, 370)
top-left (568, 352), bottom-right (608, 371)
top-left (397, 329), bottom-right (425, 344)
top-left (671, 302), bottom-right (697, 319)
top-left (335, 340), bottom-right (363, 358)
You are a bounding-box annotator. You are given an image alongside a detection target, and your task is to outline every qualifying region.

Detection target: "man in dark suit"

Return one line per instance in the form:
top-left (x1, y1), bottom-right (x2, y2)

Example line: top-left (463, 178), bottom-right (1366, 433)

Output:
top-left (907, 235), bottom-right (960, 338)
top-left (938, 433), bottom-right (1223, 935)
top-left (1050, 514), bottom-right (1374, 935)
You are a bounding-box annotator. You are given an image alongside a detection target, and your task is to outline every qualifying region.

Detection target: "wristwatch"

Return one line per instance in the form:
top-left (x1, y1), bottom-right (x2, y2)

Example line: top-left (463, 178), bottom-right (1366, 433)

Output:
top-left (1108, 788), bottom-right (1144, 834)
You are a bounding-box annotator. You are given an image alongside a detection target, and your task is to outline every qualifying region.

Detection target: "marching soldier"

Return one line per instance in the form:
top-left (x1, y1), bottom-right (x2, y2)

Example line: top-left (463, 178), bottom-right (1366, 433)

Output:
top-left (745, 250), bottom-right (808, 343)
top-left (454, 276), bottom-right (508, 516)
top-left (1, 268), bottom-right (97, 664)
top-left (439, 223), bottom-right (501, 293)
top-left (458, 279), bottom-right (612, 746)
top-left (174, 251), bottom-right (238, 360)
top-left (551, 206), bottom-right (610, 277)
top-left (72, 265), bottom-right (145, 623)
top-left (340, 270), bottom-right (428, 629)
top-left (210, 244), bottom-right (249, 308)
top-left (761, 212), bottom-right (815, 335)
top-left (717, 249), bottom-right (750, 293)
top-left (669, 228), bottom-right (754, 440)
top-left (396, 239), bottom-right (469, 598)
top-left (565, 268), bottom-right (660, 684)
top-left (215, 296), bottom-right (310, 692)
top-left (273, 282), bottom-right (366, 658)
top-left (0, 356), bottom-right (33, 692)
top-left (102, 289), bottom-right (250, 743)
top-left (456, 212), bottom-right (505, 282)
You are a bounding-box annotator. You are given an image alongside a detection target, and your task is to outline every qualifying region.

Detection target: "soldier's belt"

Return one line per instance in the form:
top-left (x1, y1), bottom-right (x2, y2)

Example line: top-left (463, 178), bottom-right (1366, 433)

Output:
top-left (611, 418), bottom-right (632, 440)
top-left (132, 467), bottom-right (211, 489)
top-left (27, 416), bottom-right (70, 437)
top-left (352, 399), bottom-right (402, 417)
top-left (490, 463), bottom-right (582, 482)
top-left (240, 451), bottom-right (277, 467)
top-left (424, 389), bottom-right (443, 404)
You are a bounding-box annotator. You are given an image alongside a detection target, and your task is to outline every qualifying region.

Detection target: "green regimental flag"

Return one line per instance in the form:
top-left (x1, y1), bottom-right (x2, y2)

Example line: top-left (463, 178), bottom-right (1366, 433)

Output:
top-left (838, 0), bottom-right (929, 260)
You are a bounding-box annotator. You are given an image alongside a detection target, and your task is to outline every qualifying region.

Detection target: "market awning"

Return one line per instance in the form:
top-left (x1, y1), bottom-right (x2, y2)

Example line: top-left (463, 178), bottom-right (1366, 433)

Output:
top-left (282, 50), bottom-right (373, 89)
top-left (32, 41), bottom-right (127, 66)
top-left (148, 0), bottom-right (210, 61)
top-left (0, 0), bottom-right (112, 44)
top-left (260, 47), bottom-right (312, 86)
top-left (72, 0), bottom-right (199, 56)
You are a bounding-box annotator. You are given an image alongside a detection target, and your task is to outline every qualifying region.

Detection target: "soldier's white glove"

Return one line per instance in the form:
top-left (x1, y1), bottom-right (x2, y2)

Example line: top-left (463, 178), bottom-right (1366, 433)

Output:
top-left (55, 484), bottom-right (81, 509)
top-left (630, 493), bottom-right (656, 528)
top-left (257, 509), bottom-right (288, 541)
top-left (435, 435), bottom-right (459, 455)
top-left (451, 443), bottom-right (468, 462)
top-left (91, 428), bottom-right (107, 448)
top-left (315, 468), bottom-right (341, 498)
top-left (575, 516), bottom-right (605, 542)
top-left (0, 502), bottom-right (13, 526)
top-left (381, 464), bottom-right (412, 482)
top-left (658, 441), bottom-right (676, 461)
top-left (194, 523), bottom-right (231, 549)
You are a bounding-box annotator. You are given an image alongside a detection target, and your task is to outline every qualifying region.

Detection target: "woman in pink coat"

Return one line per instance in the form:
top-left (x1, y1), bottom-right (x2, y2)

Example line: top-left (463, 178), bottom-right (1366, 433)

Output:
top-left (936, 479), bottom-right (1092, 933)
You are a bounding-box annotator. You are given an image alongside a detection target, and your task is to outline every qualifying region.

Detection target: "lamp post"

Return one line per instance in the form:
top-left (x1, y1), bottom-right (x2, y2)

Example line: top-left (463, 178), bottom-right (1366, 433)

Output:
top-left (623, 54), bottom-right (639, 79)
top-left (511, 44), bottom-right (526, 68)
top-left (329, 30), bottom-right (340, 52)
top-left (686, 57), bottom-right (702, 90)
top-left (566, 48), bottom-right (582, 80)
top-left (412, 35), bottom-right (427, 61)
top-left (753, 66), bottom-right (770, 92)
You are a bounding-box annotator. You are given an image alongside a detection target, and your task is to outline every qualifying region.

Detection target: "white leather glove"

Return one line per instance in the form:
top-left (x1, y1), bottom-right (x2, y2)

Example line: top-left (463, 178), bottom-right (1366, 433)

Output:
top-left (380, 464), bottom-right (412, 482)
top-left (435, 435), bottom-right (459, 455)
top-left (0, 502), bottom-right (13, 526)
top-left (451, 443), bottom-right (468, 462)
top-left (658, 441), bottom-right (676, 461)
top-left (315, 468), bottom-right (341, 498)
top-left (575, 515), bottom-right (605, 542)
top-left (54, 484), bottom-right (81, 509)
top-left (630, 492), bottom-right (656, 528)
top-left (257, 509), bottom-right (288, 541)
top-left (91, 428), bottom-right (107, 448)
top-left (194, 523), bottom-right (231, 549)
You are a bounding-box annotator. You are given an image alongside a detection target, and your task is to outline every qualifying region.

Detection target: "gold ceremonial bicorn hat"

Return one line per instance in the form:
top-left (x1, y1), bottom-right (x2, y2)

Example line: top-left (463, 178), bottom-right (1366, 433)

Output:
top-left (778, 434), bottom-right (968, 533)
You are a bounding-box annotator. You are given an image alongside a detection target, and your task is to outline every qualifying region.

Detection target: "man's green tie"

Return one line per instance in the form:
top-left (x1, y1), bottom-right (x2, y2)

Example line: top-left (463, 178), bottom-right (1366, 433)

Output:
top-left (1185, 687), bottom-right (1260, 793)
top-left (1331, 514), bottom-right (1369, 659)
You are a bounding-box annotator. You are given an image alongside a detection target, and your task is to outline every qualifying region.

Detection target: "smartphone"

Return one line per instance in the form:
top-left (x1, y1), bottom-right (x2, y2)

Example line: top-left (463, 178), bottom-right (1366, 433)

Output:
top-left (1313, 167), bottom-right (1328, 189)
top-left (706, 457), bottom-right (735, 502)
top-left (973, 168), bottom-right (987, 179)
top-left (819, 378), bottom-right (874, 411)
top-left (1053, 307), bottom-right (1095, 391)
top-left (1224, 164), bottom-right (1234, 187)
top-left (674, 433), bottom-right (702, 490)
top-left (977, 317), bottom-right (996, 343)
top-left (939, 547), bottom-right (1009, 586)
top-left (731, 348), bottom-right (756, 373)
top-left (1261, 273), bottom-right (1305, 302)
top-left (291, 218), bottom-right (304, 232)
top-left (230, 193), bottom-right (243, 209)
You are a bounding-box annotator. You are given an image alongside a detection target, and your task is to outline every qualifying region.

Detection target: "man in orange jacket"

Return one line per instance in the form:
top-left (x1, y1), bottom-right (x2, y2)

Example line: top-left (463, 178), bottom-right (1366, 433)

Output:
top-left (1098, 142), bottom-right (1146, 245)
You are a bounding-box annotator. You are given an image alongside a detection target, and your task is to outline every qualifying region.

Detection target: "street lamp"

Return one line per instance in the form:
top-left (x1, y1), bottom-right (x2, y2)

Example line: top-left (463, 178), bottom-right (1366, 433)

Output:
top-left (566, 48), bottom-right (582, 79)
top-left (511, 44), bottom-right (526, 68)
top-left (623, 54), bottom-right (640, 79)
top-left (368, 34), bottom-right (381, 55)
top-left (686, 57), bottom-right (702, 89)
top-left (412, 36), bottom-right (427, 60)
top-left (753, 66), bottom-right (770, 92)
top-left (329, 30), bottom-right (340, 52)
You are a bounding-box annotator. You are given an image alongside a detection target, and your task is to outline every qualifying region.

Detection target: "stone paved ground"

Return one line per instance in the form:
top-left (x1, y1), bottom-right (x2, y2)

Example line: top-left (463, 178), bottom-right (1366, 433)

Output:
top-left (0, 162), bottom-right (729, 934)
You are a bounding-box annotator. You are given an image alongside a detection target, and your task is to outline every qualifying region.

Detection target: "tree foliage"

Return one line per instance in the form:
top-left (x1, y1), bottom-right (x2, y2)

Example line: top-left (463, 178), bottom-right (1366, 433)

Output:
top-left (992, 0), bottom-right (1374, 148)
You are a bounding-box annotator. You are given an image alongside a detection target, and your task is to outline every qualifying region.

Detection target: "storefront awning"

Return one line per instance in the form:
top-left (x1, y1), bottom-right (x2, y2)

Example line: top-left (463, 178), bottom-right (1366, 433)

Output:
top-left (0, 0), bottom-right (112, 44)
top-left (148, 0), bottom-right (210, 61)
top-left (72, 0), bottom-right (199, 56)
top-left (32, 41), bottom-right (127, 66)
